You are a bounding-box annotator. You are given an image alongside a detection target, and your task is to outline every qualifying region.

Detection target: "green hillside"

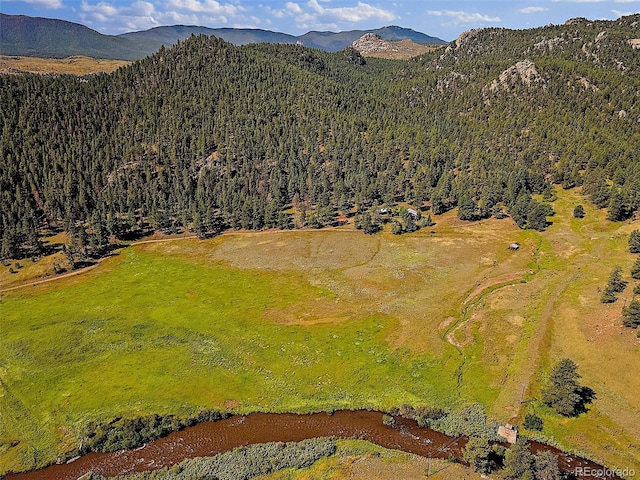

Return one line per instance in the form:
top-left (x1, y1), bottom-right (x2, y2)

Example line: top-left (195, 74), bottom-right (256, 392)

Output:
top-left (0, 14), bottom-right (147, 60)
top-left (2, 15), bottom-right (640, 260)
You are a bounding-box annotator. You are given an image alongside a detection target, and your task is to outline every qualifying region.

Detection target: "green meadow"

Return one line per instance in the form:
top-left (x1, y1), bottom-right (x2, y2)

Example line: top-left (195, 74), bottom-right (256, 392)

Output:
top-left (1, 188), bottom-right (639, 475)
top-left (1, 238), bottom-right (463, 471)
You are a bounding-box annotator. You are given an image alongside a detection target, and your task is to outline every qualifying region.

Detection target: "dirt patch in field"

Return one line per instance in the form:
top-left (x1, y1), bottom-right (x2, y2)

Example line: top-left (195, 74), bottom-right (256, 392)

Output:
top-left (438, 316), bottom-right (457, 332)
top-left (463, 272), bottom-right (527, 305)
top-left (263, 307), bottom-right (348, 326)
top-left (341, 455), bottom-right (474, 480)
top-left (446, 314), bottom-right (477, 348)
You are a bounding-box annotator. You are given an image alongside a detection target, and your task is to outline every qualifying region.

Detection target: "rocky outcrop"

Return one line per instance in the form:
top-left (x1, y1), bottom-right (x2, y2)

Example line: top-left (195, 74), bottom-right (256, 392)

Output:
top-left (487, 59), bottom-right (544, 92)
top-left (565, 17), bottom-right (590, 26)
top-left (454, 29), bottom-right (481, 49)
top-left (351, 33), bottom-right (433, 59)
top-left (533, 36), bottom-right (566, 51)
top-left (628, 39), bottom-right (640, 49)
top-left (352, 33), bottom-right (384, 50)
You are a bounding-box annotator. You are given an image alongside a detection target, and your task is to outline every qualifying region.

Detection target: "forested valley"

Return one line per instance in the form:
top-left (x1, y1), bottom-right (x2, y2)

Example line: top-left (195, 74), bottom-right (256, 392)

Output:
top-left (2, 14), bottom-right (640, 261)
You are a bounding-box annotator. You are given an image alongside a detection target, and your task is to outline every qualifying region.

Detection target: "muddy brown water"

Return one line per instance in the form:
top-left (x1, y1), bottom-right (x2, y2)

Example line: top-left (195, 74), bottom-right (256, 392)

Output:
top-left (5, 410), bottom-right (620, 480)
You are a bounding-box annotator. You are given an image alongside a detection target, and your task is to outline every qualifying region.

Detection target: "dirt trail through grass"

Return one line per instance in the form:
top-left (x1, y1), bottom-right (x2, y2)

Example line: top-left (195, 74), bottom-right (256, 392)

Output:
top-left (442, 273), bottom-right (527, 348)
top-left (439, 233), bottom-right (591, 417)
top-left (515, 242), bottom-right (604, 406)
top-left (494, 230), bottom-right (601, 421)
top-left (516, 265), bottom-right (585, 408)
top-left (0, 262), bottom-right (104, 293)
top-left (441, 273), bottom-right (528, 393)
top-left (0, 236), bottom-right (198, 293)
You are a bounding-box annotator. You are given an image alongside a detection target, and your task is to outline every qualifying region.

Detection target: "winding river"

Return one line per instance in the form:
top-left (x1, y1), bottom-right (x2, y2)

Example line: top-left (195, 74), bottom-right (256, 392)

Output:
top-left (5, 410), bottom-right (620, 480)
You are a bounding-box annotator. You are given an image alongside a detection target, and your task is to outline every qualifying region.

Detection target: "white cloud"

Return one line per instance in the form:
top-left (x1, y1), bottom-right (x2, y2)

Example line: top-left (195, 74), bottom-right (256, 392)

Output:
top-left (285, 2), bottom-right (302, 14)
top-left (520, 6), bottom-right (549, 14)
top-left (80, 0), bottom-right (159, 32)
top-left (164, 0), bottom-right (239, 15)
top-left (78, 0), bottom-right (246, 33)
top-left (3, 0), bottom-right (63, 8)
top-left (427, 10), bottom-right (501, 25)
top-left (612, 8), bottom-right (640, 16)
top-left (270, 0), bottom-right (396, 31)
top-left (81, 1), bottom-right (118, 17)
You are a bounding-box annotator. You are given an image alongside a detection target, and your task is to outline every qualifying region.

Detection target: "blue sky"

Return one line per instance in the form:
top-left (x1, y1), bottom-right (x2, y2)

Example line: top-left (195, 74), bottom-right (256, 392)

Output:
top-left (2, 0), bottom-right (639, 40)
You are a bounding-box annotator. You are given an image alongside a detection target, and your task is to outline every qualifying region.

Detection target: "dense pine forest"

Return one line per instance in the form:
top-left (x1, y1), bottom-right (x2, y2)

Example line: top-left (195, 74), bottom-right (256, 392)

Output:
top-left (2, 15), bottom-right (640, 260)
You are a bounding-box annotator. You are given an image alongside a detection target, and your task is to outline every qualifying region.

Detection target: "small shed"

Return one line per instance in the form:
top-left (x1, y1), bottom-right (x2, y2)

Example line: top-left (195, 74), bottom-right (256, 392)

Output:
top-left (508, 242), bottom-right (520, 251)
top-left (497, 423), bottom-right (518, 444)
top-left (407, 208), bottom-right (418, 218)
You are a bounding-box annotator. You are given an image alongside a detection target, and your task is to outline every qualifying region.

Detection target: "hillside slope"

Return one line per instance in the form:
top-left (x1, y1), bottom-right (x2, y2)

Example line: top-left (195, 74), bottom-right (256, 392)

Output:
top-left (298, 25), bottom-right (445, 51)
top-left (0, 14), bottom-right (146, 60)
top-left (0, 14), bottom-right (445, 59)
top-left (119, 25), bottom-right (298, 53)
top-left (2, 15), bottom-right (640, 258)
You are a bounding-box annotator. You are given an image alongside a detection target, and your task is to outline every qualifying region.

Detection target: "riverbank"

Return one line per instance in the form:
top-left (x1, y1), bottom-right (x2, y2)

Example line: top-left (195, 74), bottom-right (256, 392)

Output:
top-left (4, 411), bottom-right (620, 480)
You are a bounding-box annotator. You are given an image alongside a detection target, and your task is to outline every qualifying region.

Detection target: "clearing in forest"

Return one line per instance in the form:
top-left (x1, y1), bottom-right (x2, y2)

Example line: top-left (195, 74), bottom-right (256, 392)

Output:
top-left (0, 188), bottom-right (639, 474)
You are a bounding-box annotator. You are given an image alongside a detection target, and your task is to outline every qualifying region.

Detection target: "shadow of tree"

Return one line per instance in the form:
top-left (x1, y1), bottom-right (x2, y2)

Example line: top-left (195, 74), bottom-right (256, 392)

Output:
top-left (574, 386), bottom-right (597, 415)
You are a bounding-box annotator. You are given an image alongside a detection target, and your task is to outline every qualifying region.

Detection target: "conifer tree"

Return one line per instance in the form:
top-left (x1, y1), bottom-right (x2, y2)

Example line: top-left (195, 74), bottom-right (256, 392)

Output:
top-left (542, 359), bottom-right (593, 417)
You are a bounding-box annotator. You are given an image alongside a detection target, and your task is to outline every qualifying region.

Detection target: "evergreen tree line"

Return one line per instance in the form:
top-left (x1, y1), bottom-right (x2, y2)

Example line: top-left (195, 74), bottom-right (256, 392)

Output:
top-left (597, 231), bottom-right (640, 335)
top-left (2, 15), bottom-right (640, 259)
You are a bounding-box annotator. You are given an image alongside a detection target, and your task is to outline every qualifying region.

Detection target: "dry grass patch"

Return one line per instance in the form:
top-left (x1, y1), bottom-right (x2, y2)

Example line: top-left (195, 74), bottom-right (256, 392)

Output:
top-left (260, 439), bottom-right (482, 480)
top-left (0, 55), bottom-right (129, 75)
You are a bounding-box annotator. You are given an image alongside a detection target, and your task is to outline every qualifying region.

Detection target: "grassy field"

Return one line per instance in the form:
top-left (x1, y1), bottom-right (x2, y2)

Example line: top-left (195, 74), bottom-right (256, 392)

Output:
top-left (0, 55), bottom-right (129, 75)
top-left (1, 187), bottom-right (639, 475)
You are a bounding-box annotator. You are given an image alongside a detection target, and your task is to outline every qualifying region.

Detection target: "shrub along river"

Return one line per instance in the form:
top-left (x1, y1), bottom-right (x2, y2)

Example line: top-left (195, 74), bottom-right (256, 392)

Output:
top-left (5, 410), bottom-right (619, 480)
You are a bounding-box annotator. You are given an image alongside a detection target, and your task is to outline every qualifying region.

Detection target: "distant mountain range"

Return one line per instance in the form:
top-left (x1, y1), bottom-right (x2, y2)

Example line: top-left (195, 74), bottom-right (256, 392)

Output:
top-left (0, 13), bottom-right (446, 60)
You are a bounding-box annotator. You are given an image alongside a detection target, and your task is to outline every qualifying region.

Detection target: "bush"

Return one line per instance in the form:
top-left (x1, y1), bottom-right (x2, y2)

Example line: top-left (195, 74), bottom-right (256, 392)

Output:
top-left (414, 406), bottom-right (447, 427)
top-left (573, 204), bottom-right (586, 218)
top-left (622, 299), bottom-right (640, 329)
top-left (428, 403), bottom-right (499, 439)
top-left (98, 438), bottom-right (338, 480)
top-left (523, 413), bottom-right (543, 431)
top-left (382, 414), bottom-right (396, 427)
top-left (83, 411), bottom-right (227, 453)
top-left (629, 230), bottom-right (640, 253)
top-left (503, 438), bottom-right (534, 479)
top-left (492, 443), bottom-right (506, 459)
top-left (463, 437), bottom-right (492, 474)
top-left (534, 450), bottom-right (562, 480)
top-left (417, 214), bottom-right (435, 228)
top-left (396, 404), bottom-right (446, 427)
